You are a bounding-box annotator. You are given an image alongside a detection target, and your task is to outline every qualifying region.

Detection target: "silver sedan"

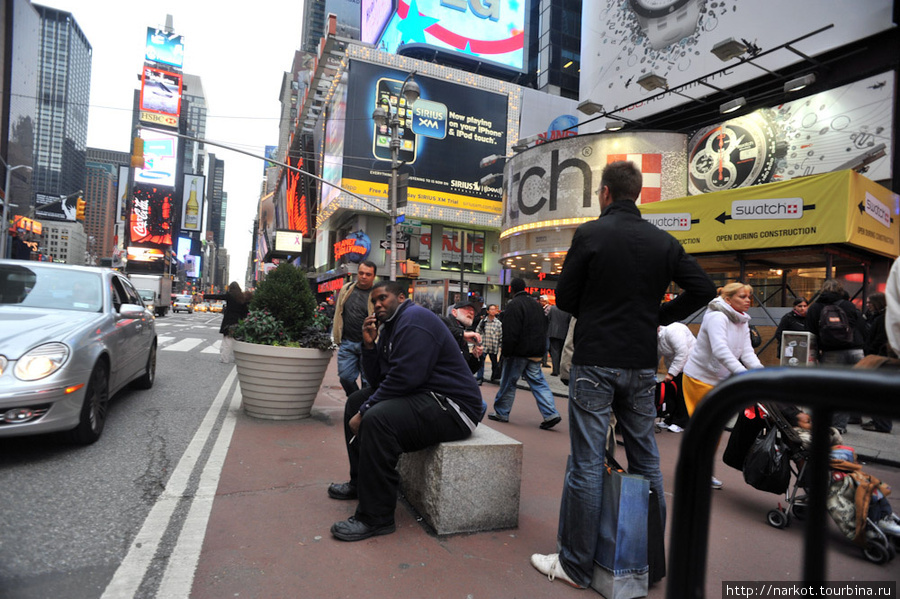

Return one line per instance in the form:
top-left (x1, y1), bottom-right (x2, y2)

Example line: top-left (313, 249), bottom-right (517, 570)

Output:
top-left (0, 260), bottom-right (157, 444)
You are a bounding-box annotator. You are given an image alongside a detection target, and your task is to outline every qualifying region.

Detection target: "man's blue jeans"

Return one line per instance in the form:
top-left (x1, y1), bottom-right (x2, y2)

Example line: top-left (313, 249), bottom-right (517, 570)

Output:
top-left (557, 364), bottom-right (665, 587)
top-left (491, 357), bottom-right (559, 421)
top-left (337, 339), bottom-right (367, 396)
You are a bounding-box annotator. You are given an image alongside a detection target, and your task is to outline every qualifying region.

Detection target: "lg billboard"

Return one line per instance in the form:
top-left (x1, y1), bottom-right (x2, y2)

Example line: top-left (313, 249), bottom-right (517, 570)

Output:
top-left (365, 0), bottom-right (527, 72)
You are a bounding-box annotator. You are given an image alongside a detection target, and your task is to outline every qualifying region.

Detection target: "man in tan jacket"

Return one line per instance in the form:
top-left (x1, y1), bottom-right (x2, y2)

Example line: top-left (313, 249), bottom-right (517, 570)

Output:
top-left (333, 261), bottom-right (377, 396)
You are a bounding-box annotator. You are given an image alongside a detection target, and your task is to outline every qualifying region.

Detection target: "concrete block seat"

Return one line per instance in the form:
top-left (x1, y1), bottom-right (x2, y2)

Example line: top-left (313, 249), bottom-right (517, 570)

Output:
top-left (398, 424), bottom-right (523, 535)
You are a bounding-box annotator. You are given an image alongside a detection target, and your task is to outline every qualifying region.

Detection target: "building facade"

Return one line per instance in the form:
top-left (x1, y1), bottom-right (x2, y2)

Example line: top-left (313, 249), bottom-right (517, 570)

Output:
top-left (181, 73), bottom-right (207, 177)
top-left (37, 218), bottom-right (85, 264)
top-left (1, 0), bottom-right (40, 227)
top-left (84, 148), bottom-right (121, 264)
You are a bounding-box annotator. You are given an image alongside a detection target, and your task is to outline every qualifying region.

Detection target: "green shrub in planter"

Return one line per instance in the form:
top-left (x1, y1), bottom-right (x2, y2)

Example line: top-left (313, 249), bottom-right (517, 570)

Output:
top-left (233, 263), bottom-right (335, 351)
top-left (249, 262), bottom-right (316, 339)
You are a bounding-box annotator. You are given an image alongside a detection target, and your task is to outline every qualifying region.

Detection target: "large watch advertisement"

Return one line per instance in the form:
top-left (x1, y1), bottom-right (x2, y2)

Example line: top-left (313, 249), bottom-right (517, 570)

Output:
top-left (687, 71), bottom-right (895, 194)
top-left (373, 0), bottom-right (527, 72)
top-left (580, 0), bottom-right (895, 125)
top-left (340, 60), bottom-right (509, 215)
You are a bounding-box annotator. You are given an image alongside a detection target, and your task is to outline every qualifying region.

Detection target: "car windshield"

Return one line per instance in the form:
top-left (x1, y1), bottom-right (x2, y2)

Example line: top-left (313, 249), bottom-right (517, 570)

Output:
top-left (175, 295), bottom-right (191, 303)
top-left (0, 264), bottom-right (103, 312)
top-left (138, 290), bottom-right (155, 302)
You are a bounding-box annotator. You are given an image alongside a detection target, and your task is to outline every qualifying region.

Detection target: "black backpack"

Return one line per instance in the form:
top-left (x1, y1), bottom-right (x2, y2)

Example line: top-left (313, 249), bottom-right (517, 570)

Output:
top-left (818, 303), bottom-right (854, 346)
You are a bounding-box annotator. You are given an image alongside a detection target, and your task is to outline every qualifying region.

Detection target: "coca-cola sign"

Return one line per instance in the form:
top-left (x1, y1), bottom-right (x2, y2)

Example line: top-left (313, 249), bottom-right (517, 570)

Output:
top-left (129, 182), bottom-right (175, 249)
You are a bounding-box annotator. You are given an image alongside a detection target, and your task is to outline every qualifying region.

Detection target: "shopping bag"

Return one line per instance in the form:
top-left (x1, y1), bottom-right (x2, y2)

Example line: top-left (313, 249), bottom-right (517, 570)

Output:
top-left (742, 426), bottom-right (791, 494)
top-left (647, 488), bottom-right (666, 585)
top-left (591, 457), bottom-right (650, 599)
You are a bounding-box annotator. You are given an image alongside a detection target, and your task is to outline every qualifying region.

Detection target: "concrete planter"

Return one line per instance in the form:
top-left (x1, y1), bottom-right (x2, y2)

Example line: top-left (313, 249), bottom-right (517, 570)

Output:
top-left (233, 341), bottom-right (333, 420)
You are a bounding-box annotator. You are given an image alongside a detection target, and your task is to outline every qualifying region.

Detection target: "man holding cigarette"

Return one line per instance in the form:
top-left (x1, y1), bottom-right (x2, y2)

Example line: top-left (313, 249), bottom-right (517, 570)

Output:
top-left (328, 280), bottom-right (486, 541)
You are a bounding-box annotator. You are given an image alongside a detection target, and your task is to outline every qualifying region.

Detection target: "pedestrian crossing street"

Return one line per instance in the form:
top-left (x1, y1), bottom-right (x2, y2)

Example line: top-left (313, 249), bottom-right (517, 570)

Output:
top-left (154, 321), bottom-right (223, 354)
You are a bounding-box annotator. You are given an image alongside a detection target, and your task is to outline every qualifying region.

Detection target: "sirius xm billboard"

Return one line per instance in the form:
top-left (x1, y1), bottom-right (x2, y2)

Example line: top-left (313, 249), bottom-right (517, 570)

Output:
top-left (365, 0), bottom-right (527, 72)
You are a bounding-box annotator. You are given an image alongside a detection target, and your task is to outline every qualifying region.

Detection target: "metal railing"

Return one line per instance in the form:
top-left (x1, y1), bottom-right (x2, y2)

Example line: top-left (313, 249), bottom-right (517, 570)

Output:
top-left (667, 367), bottom-right (900, 598)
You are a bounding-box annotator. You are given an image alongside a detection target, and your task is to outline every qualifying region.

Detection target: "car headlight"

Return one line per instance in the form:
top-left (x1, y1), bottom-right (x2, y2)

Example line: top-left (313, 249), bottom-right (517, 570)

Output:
top-left (15, 343), bottom-right (70, 381)
top-left (0, 356), bottom-right (7, 377)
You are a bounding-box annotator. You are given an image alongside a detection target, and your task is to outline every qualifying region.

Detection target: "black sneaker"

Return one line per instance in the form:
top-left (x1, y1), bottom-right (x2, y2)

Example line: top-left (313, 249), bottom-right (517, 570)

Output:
top-left (540, 415), bottom-right (562, 430)
top-left (488, 413), bottom-right (509, 423)
top-left (327, 481), bottom-right (358, 500)
top-left (331, 516), bottom-right (396, 542)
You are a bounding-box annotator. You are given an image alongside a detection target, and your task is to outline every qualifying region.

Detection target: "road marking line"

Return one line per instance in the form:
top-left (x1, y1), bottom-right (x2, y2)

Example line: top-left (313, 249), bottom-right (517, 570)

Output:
top-left (100, 368), bottom-right (237, 599)
top-left (161, 338), bottom-right (204, 352)
top-left (156, 385), bottom-right (242, 598)
top-left (157, 336), bottom-right (175, 345)
top-left (201, 341), bottom-right (221, 354)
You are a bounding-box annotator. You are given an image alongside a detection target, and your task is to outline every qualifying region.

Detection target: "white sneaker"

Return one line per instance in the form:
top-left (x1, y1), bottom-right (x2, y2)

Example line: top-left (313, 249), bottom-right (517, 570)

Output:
top-left (655, 421), bottom-right (668, 430)
top-left (876, 516), bottom-right (900, 536)
top-left (668, 424), bottom-right (684, 433)
top-left (530, 553), bottom-right (583, 588)
top-left (711, 476), bottom-right (724, 490)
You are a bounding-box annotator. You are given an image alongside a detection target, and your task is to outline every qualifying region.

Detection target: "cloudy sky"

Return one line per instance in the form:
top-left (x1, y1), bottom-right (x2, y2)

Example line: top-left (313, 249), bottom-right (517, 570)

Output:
top-left (35, 0), bottom-right (306, 283)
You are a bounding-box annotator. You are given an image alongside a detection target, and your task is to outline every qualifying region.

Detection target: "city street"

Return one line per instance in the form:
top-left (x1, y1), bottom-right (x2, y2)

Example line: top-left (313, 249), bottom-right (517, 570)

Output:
top-left (1, 318), bottom-right (898, 598)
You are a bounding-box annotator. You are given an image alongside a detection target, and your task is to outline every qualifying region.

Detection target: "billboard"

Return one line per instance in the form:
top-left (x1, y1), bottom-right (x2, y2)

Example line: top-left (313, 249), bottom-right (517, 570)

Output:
top-left (579, 0), bottom-right (895, 123)
top-left (341, 60), bottom-right (508, 214)
top-left (181, 174), bottom-right (205, 232)
top-left (145, 27), bottom-right (185, 69)
top-left (373, 0), bottom-right (527, 71)
top-left (34, 193), bottom-right (78, 222)
top-left (140, 66), bottom-right (182, 127)
top-left (135, 129), bottom-right (179, 188)
top-left (130, 182), bottom-right (176, 248)
top-left (177, 236), bottom-right (201, 277)
top-left (687, 72), bottom-right (895, 194)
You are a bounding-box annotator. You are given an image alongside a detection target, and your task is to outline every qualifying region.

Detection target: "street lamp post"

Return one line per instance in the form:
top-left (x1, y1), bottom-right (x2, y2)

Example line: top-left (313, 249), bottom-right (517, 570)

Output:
top-left (372, 72), bottom-right (419, 281)
top-left (1, 160), bottom-right (34, 259)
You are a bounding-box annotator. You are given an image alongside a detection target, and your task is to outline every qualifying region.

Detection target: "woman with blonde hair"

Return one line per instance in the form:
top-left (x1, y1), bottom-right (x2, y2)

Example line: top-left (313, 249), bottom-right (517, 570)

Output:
top-left (683, 282), bottom-right (764, 488)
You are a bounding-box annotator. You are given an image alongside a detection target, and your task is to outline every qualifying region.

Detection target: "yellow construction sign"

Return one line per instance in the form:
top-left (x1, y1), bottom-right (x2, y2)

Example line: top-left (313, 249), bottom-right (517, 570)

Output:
top-left (639, 170), bottom-right (900, 258)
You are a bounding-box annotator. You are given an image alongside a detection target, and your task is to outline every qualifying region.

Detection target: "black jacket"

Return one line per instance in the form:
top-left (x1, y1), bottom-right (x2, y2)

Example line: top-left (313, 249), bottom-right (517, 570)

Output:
top-left (205, 291), bottom-right (249, 335)
top-left (360, 300), bottom-right (485, 424)
top-left (806, 291), bottom-right (866, 352)
top-left (441, 315), bottom-right (481, 373)
top-left (556, 201), bottom-right (716, 369)
top-left (864, 311), bottom-right (890, 356)
top-left (775, 310), bottom-right (807, 355)
top-left (500, 291), bottom-right (549, 358)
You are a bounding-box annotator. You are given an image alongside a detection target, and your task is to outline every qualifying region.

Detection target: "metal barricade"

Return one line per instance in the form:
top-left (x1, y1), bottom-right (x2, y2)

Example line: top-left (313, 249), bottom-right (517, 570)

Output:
top-left (667, 367), bottom-right (900, 598)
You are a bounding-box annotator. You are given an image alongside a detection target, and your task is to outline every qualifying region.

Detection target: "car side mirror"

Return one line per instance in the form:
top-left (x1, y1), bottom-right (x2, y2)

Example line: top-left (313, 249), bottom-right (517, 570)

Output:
top-left (120, 303), bottom-right (146, 318)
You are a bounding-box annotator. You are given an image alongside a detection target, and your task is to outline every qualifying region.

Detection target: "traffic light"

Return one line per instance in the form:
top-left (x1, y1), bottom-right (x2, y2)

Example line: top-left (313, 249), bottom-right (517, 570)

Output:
top-left (75, 197), bottom-right (86, 222)
top-left (131, 137), bottom-right (145, 169)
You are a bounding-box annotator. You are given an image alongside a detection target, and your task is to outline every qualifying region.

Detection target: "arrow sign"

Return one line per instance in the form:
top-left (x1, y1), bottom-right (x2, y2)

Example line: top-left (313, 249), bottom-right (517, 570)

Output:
top-left (380, 240), bottom-right (407, 250)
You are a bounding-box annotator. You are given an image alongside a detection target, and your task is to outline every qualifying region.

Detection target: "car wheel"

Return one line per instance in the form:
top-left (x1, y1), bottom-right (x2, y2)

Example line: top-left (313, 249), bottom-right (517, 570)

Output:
top-left (134, 342), bottom-right (157, 389)
top-left (68, 362), bottom-right (110, 444)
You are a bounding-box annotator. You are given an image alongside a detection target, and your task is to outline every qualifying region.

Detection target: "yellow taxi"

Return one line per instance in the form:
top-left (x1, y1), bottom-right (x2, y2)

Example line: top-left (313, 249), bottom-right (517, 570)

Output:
top-left (195, 302), bottom-right (209, 312)
top-left (209, 302), bottom-right (224, 313)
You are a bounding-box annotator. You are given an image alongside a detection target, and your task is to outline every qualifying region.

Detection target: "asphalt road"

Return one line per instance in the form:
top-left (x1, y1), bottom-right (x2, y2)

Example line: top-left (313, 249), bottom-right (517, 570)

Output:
top-left (0, 311), bottom-right (235, 599)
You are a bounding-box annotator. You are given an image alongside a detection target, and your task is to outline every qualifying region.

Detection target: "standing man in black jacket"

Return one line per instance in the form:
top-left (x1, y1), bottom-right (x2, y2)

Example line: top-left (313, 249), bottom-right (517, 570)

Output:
top-left (488, 278), bottom-right (563, 429)
top-left (531, 161), bottom-right (716, 588)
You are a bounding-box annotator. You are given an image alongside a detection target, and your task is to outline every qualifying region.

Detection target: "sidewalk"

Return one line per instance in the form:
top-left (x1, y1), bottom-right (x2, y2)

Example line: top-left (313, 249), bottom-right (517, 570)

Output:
top-left (190, 360), bottom-right (899, 598)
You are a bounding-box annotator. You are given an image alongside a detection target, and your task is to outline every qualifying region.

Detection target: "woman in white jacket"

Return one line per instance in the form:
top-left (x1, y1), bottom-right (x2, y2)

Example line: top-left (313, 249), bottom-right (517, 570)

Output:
top-left (683, 282), bottom-right (764, 488)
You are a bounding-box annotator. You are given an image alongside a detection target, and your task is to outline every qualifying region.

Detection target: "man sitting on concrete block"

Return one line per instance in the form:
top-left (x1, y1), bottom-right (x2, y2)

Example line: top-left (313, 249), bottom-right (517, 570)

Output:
top-left (328, 280), bottom-right (487, 542)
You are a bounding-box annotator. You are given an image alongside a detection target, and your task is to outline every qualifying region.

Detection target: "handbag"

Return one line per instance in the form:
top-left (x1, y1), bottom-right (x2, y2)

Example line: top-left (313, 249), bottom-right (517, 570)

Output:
top-left (654, 380), bottom-right (677, 419)
top-left (591, 456), bottom-right (651, 599)
top-left (742, 426), bottom-right (791, 494)
top-left (723, 405), bottom-right (766, 471)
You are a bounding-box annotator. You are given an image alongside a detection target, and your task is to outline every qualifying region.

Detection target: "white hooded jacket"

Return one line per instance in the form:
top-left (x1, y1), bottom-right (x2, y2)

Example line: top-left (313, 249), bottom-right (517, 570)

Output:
top-left (683, 296), bottom-right (763, 386)
top-left (657, 322), bottom-right (696, 377)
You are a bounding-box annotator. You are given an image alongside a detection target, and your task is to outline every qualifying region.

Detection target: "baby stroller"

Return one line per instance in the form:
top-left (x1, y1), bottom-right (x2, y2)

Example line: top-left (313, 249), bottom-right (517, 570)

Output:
top-left (745, 402), bottom-right (899, 564)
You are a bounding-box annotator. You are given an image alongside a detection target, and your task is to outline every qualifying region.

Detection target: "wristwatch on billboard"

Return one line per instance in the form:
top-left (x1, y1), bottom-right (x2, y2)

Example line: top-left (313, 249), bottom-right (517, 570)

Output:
top-left (629, 0), bottom-right (702, 50)
top-left (688, 110), bottom-right (788, 195)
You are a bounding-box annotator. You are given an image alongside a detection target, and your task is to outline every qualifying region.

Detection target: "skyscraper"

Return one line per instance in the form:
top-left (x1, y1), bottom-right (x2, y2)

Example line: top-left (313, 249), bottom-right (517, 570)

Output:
top-left (85, 147), bottom-right (128, 263)
top-left (181, 73), bottom-right (208, 176)
top-left (206, 153), bottom-right (226, 247)
top-left (31, 4), bottom-right (92, 203)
